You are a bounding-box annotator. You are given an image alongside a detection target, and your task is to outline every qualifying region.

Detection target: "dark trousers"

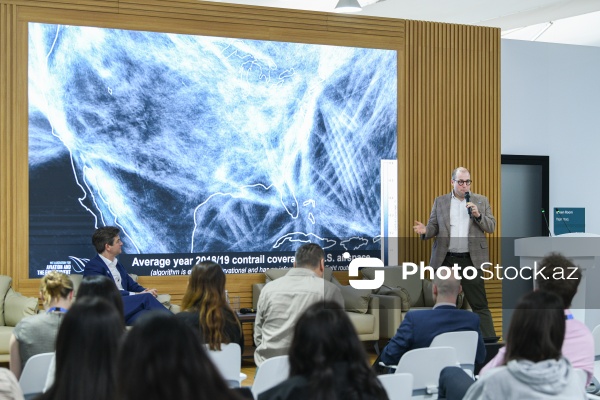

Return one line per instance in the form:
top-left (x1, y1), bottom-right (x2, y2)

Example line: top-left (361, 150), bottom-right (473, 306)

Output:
top-left (443, 254), bottom-right (496, 338)
top-left (123, 293), bottom-right (171, 325)
top-left (438, 366), bottom-right (475, 400)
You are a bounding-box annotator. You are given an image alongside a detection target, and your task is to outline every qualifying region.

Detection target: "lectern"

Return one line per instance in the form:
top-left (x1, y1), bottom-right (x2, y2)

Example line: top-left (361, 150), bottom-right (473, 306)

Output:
top-left (515, 233), bottom-right (600, 330)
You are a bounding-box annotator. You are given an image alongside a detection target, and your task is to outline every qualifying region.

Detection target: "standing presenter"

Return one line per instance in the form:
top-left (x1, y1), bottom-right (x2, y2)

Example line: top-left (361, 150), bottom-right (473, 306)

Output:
top-left (413, 166), bottom-right (496, 338)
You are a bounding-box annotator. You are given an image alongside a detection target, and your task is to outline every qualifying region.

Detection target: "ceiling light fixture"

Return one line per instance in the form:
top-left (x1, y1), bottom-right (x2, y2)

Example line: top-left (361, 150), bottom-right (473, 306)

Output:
top-left (335, 0), bottom-right (362, 13)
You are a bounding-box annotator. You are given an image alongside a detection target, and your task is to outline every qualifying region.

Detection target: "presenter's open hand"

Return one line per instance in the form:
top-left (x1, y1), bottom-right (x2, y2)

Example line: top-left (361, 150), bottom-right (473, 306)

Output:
top-left (413, 220), bottom-right (426, 235)
top-left (142, 288), bottom-right (158, 297)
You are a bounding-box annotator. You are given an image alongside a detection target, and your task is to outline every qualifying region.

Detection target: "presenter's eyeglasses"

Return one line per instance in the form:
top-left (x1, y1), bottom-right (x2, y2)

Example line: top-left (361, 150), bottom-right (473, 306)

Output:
top-left (454, 180), bottom-right (472, 186)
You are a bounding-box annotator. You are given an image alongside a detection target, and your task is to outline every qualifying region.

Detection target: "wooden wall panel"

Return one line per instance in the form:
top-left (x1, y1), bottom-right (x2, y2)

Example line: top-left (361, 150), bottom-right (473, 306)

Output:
top-left (399, 20), bottom-right (502, 335)
top-left (0, 2), bottom-right (21, 282)
top-left (0, 0), bottom-right (501, 335)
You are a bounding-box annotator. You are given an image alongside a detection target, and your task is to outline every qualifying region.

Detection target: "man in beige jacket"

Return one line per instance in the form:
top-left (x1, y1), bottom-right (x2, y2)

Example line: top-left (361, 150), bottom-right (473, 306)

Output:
top-left (254, 243), bottom-right (344, 366)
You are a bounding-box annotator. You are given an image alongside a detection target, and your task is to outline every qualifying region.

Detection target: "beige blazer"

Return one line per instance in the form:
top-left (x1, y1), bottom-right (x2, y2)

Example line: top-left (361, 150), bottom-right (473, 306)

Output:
top-left (423, 192), bottom-right (496, 269)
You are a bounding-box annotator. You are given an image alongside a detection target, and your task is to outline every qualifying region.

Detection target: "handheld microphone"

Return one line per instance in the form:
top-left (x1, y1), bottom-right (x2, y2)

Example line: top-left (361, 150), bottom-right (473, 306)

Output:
top-left (465, 192), bottom-right (472, 217)
top-left (541, 208), bottom-right (553, 237)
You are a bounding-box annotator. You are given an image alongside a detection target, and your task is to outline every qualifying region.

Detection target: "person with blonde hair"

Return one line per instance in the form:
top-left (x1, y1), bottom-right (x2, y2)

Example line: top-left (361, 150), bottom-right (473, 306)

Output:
top-left (9, 271), bottom-right (73, 379)
top-left (175, 261), bottom-right (243, 350)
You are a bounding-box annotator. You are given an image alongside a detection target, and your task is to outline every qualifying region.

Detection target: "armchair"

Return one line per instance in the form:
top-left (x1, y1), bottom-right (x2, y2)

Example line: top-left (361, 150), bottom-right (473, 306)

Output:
top-left (362, 266), bottom-right (468, 339)
top-left (0, 276), bottom-right (40, 362)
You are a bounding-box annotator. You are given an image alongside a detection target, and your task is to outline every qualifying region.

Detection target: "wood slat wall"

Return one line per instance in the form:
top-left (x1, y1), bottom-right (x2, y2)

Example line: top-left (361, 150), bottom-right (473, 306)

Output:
top-left (0, 0), bottom-right (501, 335)
top-left (400, 20), bottom-right (502, 335)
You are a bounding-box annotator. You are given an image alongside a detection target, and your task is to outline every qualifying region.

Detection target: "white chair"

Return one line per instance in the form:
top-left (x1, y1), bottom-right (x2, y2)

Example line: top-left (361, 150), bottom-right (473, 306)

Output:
top-left (589, 325), bottom-right (600, 394)
top-left (430, 331), bottom-right (478, 377)
top-left (19, 352), bottom-right (55, 396)
top-left (394, 346), bottom-right (459, 399)
top-left (575, 369), bottom-right (600, 400)
top-left (43, 353), bottom-right (56, 392)
top-left (377, 373), bottom-right (413, 400)
top-left (205, 343), bottom-right (247, 388)
top-left (251, 355), bottom-right (290, 399)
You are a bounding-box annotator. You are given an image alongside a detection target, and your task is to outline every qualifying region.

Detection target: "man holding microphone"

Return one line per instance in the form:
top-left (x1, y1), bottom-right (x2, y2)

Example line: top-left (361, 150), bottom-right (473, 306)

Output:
top-left (413, 166), bottom-right (496, 338)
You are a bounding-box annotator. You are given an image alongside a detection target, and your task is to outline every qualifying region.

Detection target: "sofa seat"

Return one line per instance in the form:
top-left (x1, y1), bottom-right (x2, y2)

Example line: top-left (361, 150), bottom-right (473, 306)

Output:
top-left (0, 326), bottom-right (14, 362)
top-left (362, 266), bottom-right (468, 339)
top-left (0, 276), bottom-right (40, 363)
top-left (347, 305), bottom-right (378, 336)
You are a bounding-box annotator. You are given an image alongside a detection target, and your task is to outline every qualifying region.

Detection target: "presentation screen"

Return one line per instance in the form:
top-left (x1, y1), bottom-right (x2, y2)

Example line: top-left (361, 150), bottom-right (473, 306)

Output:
top-left (28, 23), bottom-right (398, 277)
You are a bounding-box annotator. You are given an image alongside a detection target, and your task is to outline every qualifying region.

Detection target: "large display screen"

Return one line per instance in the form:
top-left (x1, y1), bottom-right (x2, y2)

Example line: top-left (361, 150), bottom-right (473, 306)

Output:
top-left (28, 23), bottom-right (398, 277)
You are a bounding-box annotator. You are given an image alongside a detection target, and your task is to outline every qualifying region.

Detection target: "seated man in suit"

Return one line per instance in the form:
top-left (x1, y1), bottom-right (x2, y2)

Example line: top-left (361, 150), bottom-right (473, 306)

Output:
top-left (84, 226), bottom-right (170, 324)
top-left (379, 274), bottom-right (486, 368)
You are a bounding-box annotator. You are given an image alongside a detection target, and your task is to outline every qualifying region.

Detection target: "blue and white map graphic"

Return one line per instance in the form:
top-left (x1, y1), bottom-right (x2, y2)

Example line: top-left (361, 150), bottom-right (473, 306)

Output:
top-left (28, 23), bottom-right (397, 276)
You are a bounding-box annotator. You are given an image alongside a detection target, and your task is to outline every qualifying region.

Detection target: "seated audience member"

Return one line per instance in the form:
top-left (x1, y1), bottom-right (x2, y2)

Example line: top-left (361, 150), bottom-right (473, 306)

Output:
top-left (378, 274), bottom-right (485, 368)
top-left (77, 275), bottom-right (125, 323)
top-left (440, 290), bottom-right (587, 400)
top-left (42, 274), bottom-right (129, 392)
top-left (37, 297), bottom-right (125, 400)
top-left (116, 313), bottom-right (243, 400)
top-left (175, 261), bottom-right (244, 351)
top-left (83, 226), bottom-right (170, 324)
top-left (254, 243), bottom-right (344, 366)
top-left (259, 301), bottom-right (388, 400)
top-left (9, 272), bottom-right (73, 379)
top-left (0, 368), bottom-right (24, 400)
top-left (480, 252), bottom-right (594, 384)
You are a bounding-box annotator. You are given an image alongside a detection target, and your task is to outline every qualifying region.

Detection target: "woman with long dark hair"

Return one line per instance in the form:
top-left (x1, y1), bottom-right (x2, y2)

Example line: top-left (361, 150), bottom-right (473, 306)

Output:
top-left (116, 313), bottom-right (243, 400)
top-left (37, 297), bottom-right (125, 400)
top-left (259, 301), bottom-right (388, 400)
top-left (176, 261), bottom-right (243, 350)
top-left (76, 274), bottom-right (125, 323)
top-left (460, 290), bottom-right (586, 399)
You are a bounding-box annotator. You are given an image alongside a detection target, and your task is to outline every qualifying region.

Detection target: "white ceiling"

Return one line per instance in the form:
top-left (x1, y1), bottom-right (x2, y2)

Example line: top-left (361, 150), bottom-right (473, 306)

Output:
top-left (203, 0), bottom-right (600, 47)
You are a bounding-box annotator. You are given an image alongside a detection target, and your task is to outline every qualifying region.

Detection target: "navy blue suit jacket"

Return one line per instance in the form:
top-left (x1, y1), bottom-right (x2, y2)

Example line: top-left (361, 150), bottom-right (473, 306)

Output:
top-left (84, 254), bottom-right (145, 296)
top-left (380, 305), bottom-right (486, 366)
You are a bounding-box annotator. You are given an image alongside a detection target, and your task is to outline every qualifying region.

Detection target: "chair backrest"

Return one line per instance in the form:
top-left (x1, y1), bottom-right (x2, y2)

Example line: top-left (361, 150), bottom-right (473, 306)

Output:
top-left (377, 373), bottom-right (413, 400)
top-left (251, 355), bottom-right (290, 399)
top-left (430, 330), bottom-right (478, 374)
top-left (205, 343), bottom-right (243, 387)
top-left (592, 325), bottom-right (600, 358)
top-left (395, 346), bottom-right (458, 399)
top-left (19, 352), bottom-right (55, 395)
top-left (573, 368), bottom-right (588, 387)
top-left (591, 325), bottom-right (600, 392)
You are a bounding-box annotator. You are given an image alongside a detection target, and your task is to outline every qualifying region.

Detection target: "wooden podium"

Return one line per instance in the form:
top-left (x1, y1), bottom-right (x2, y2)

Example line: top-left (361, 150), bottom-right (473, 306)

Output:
top-left (515, 233), bottom-right (600, 330)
